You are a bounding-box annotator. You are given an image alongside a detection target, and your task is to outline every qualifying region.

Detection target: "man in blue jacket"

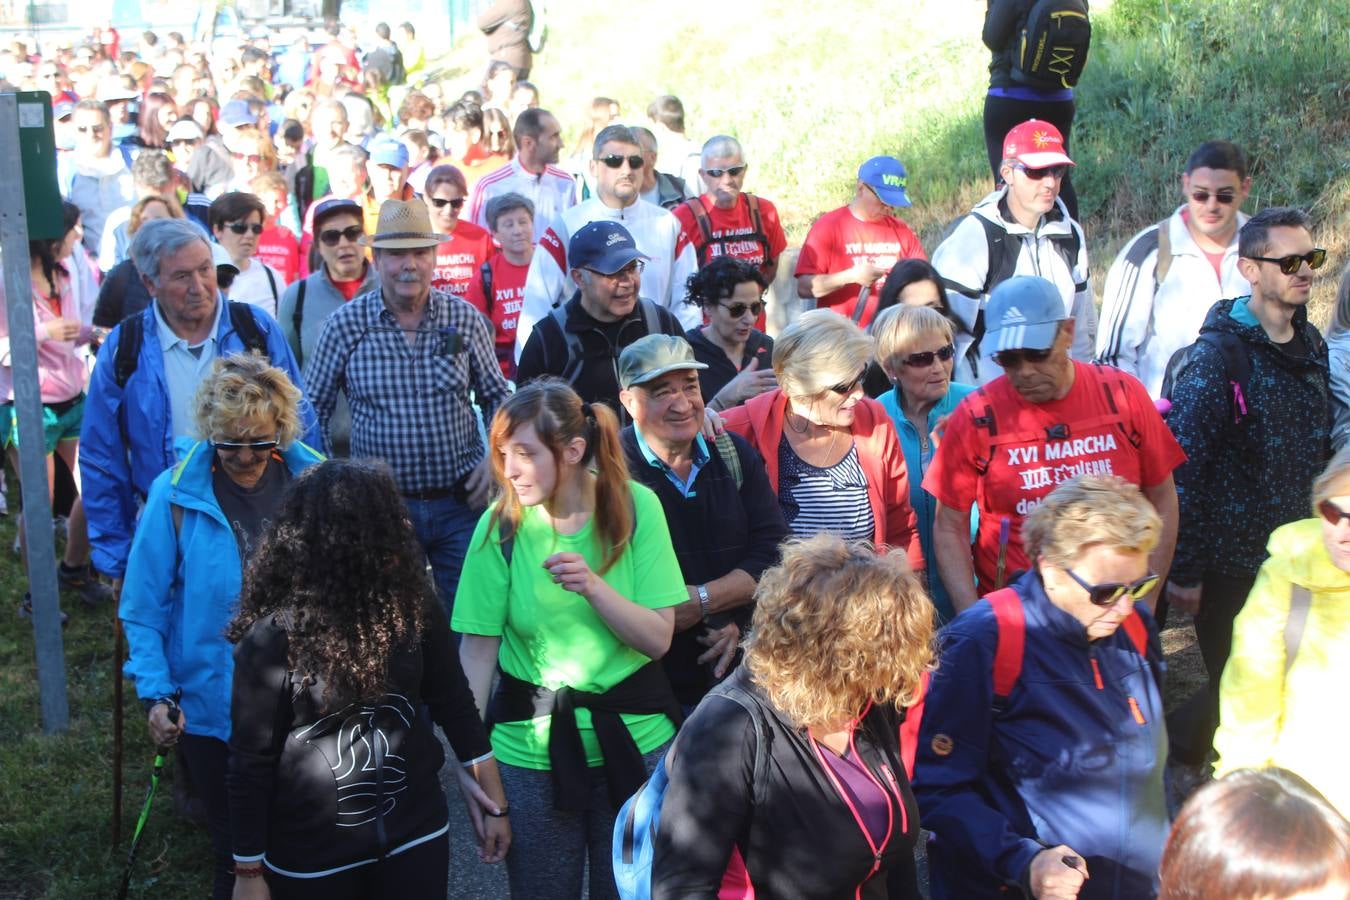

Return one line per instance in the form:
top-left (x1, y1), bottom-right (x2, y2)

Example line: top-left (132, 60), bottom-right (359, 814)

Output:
top-left (80, 218), bottom-right (317, 591)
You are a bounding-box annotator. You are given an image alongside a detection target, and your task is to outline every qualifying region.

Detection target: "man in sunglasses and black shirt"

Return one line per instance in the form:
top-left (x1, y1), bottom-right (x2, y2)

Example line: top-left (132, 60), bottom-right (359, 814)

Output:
top-left (924, 276), bottom-right (1183, 617)
top-left (1164, 206), bottom-right (1331, 771)
top-left (932, 120), bottom-right (1096, 384)
top-left (1096, 141), bottom-right (1253, 397)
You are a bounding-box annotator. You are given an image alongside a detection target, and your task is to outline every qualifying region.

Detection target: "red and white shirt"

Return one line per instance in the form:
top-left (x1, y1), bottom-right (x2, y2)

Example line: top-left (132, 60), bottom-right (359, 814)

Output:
top-left (468, 157), bottom-right (577, 243)
top-left (794, 206), bottom-right (926, 326)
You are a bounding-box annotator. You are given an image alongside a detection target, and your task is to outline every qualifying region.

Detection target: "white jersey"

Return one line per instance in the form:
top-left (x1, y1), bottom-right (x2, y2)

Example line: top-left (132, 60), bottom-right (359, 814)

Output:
top-left (515, 197), bottom-right (701, 360)
top-left (467, 158), bottom-right (577, 243)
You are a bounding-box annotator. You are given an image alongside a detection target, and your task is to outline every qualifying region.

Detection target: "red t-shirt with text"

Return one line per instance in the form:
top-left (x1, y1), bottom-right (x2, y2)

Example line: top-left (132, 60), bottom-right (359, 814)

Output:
top-left (257, 225), bottom-right (300, 287)
top-left (485, 252), bottom-right (529, 379)
top-left (431, 220), bottom-right (494, 313)
top-left (923, 362), bottom-right (1185, 590)
top-left (794, 206), bottom-right (926, 325)
top-left (672, 193), bottom-right (788, 273)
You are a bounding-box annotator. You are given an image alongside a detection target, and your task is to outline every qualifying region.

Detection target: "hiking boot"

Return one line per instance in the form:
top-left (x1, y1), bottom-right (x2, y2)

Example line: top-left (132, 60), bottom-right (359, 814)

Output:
top-left (18, 592), bottom-right (69, 626)
top-left (59, 562), bottom-right (114, 607)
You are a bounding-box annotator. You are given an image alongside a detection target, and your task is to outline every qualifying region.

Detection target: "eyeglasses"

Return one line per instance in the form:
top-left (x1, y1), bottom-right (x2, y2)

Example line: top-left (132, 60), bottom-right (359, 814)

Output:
top-left (213, 437), bottom-right (278, 454)
top-left (319, 225), bottom-right (363, 246)
top-left (429, 197), bottom-right (466, 210)
top-left (170, 138), bottom-right (200, 147)
top-left (1189, 188), bottom-right (1237, 205)
top-left (76, 125), bottom-right (108, 135)
top-left (718, 300), bottom-right (764, 319)
top-left (992, 346), bottom-right (1056, 369)
top-left (225, 222), bottom-right (264, 235)
top-left (1013, 163), bottom-right (1069, 181)
top-left (1248, 249), bottom-right (1328, 275)
top-left (828, 367), bottom-right (868, 396)
top-left (704, 165), bottom-right (747, 178)
top-left (1062, 567), bottom-right (1161, 607)
top-left (1318, 499), bottom-right (1350, 526)
top-left (231, 152), bottom-right (263, 164)
top-left (597, 153), bottom-right (644, 170)
top-left (901, 344), bottom-right (956, 368)
top-left (585, 260), bottom-right (645, 281)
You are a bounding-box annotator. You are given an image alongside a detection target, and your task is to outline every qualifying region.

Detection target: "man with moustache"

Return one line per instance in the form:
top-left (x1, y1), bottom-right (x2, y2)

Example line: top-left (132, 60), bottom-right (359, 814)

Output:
top-left (468, 107), bottom-right (575, 242)
top-left (303, 199), bottom-right (509, 615)
top-left (516, 124), bottom-right (700, 358)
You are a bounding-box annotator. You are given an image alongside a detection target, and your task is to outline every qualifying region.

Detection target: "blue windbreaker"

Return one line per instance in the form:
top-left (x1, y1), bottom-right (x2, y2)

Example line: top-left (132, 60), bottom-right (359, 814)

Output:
top-left (80, 299), bottom-right (318, 579)
top-left (913, 571), bottom-right (1169, 899)
top-left (119, 439), bottom-right (324, 741)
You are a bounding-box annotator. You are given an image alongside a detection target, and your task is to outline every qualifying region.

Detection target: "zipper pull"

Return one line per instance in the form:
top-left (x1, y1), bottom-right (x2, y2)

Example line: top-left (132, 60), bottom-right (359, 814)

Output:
top-left (1089, 656), bottom-right (1104, 691)
top-left (1128, 696), bottom-right (1147, 725)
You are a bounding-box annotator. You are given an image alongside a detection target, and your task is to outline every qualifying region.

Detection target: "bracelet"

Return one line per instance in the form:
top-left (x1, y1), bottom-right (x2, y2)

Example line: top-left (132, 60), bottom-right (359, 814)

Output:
top-left (485, 804), bottom-right (510, 818)
top-left (233, 864), bottom-right (265, 878)
top-left (696, 584), bottom-right (711, 621)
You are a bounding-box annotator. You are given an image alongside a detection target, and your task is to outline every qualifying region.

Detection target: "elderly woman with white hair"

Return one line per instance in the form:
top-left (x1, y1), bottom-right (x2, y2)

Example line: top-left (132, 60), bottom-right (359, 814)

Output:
top-left (721, 309), bottom-right (921, 568)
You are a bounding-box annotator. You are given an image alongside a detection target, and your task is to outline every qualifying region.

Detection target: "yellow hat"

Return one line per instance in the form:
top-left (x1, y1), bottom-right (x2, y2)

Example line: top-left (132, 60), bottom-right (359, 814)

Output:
top-left (361, 199), bottom-right (446, 250)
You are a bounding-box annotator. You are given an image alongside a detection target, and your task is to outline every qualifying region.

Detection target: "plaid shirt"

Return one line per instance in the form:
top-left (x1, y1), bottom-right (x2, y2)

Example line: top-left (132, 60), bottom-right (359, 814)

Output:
top-left (305, 287), bottom-right (510, 492)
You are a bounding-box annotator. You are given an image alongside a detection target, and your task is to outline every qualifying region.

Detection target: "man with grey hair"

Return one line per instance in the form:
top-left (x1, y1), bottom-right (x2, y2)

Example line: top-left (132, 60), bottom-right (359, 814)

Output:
top-left (80, 218), bottom-right (315, 590)
top-left (673, 135), bottom-right (787, 285)
top-left (517, 123), bottom-right (700, 358)
top-left (632, 126), bottom-right (692, 210)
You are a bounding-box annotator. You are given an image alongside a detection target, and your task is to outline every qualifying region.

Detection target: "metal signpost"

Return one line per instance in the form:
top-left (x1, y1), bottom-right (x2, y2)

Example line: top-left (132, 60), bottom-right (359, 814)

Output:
top-left (0, 91), bottom-right (69, 733)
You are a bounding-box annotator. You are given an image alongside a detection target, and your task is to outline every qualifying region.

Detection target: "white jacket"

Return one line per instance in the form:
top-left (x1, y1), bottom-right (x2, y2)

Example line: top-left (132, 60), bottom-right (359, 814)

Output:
top-left (1095, 205), bottom-right (1250, 397)
top-left (516, 197), bottom-right (701, 359)
top-left (931, 189), bottom-right (1095, 385)
top-left (467, 158), bottom-right (577, 243)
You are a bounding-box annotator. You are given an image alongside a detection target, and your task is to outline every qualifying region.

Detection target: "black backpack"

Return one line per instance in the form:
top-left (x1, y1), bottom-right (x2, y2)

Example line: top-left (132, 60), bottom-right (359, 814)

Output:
top-left (1158, 331), bottom-right (1252, 429)
top-left (1011, 0), bottom-right (1092, 89)
top-left (114, 301), bottom-right (269, 388)
top-left (681, 194), bottom-right (776, 268)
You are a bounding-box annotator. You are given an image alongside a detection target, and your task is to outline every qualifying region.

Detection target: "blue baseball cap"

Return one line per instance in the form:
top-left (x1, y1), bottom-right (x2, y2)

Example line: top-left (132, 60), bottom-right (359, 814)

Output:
top-left (983, 276), bottom-right (1067, 358)
top-left (220, 99), bottom-right (257, 128)
top-left (568, 221), bottom-right (649, 275)
top-left (367, 135), bottom-right (409, 169)
top-left (858, 156), bottom-right (912, 208)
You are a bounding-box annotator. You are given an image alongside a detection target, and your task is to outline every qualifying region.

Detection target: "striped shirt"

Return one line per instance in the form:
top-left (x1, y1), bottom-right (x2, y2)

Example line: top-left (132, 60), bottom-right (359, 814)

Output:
top-left (303, 287), bottom-right (510, 492)
top-left (777, 439), bottom-right (873, 541)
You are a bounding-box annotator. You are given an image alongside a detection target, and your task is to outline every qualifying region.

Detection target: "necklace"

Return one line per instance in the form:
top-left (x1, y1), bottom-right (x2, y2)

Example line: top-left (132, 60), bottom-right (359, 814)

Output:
top-left (787, 410), bottom-right (841, 467)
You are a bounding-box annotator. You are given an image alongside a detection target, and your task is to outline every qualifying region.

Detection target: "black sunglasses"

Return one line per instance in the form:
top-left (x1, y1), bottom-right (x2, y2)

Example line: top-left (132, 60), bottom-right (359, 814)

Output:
top-left (704, 165), bottom-right (746, 178)
top-left (719, 300), bottom-right (764, 319)
top-left (213, 438), bottom-right (278, 453)
top-left (1190, 188), bottom-right (1237, 205)
top-left (597, 153), bottom-right (644, 170)
top-left (319, 225), bottom-right (364, 246)
top-left (1013, 162), bottom-right (1069, 180)
top-left (429, 197), bottom-right (466, 210)
top-left (993, 346), bottom-right (1055, 369)
top-left (1063, 567), bottom-right (1160, 607)
top-left (902, 344), bottom-right (956, 368)
top-left (828, 367), bottom-right (868, 396)
top-left (226, 222), bottom-right (264, 235)
top-left (1318, 499), bottom-right (1350, 526)
top-left (1248, 249), bottom-right (1328, 275)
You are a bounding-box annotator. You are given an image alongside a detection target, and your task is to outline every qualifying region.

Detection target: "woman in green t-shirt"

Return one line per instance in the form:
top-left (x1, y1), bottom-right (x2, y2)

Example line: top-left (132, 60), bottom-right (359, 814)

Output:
top-left (454, 378), bottom-right (687, 899)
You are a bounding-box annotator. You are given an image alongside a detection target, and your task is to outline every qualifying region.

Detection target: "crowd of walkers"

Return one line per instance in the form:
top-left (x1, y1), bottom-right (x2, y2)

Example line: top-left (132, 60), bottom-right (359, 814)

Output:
top-left (2, 6), bottom-right (1350, 899)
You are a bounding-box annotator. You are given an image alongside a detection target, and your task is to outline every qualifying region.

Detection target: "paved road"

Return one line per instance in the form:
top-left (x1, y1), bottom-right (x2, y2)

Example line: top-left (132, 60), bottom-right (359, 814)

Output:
top-left (439, 738), bottom-right (511, 899)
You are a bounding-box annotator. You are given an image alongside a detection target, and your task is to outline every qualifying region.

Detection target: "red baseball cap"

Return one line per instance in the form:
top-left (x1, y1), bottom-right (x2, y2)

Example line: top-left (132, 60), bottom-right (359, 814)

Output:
top-left (1003, 120), bottom-right (1075, 168)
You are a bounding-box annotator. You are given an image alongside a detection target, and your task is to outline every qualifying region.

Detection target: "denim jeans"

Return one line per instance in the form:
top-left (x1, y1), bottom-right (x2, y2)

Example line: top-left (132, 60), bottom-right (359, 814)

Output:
top-left (403, 493), bottom-right (482, 624)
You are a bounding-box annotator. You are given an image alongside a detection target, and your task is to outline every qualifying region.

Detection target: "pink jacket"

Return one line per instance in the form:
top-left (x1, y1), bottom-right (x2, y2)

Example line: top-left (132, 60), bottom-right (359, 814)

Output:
top-left (0, 277), bottom-right (93, 404)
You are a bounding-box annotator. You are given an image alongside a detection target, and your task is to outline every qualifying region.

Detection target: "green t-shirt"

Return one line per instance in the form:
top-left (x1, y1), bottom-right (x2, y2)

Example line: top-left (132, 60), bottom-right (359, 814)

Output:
top-left (452, 481), bottom-right (687, 770)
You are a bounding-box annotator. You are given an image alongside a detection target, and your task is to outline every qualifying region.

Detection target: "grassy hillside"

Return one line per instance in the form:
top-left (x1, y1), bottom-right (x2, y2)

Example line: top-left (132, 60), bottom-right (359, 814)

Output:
top-left (526, 0), bottom-right (1350, 317)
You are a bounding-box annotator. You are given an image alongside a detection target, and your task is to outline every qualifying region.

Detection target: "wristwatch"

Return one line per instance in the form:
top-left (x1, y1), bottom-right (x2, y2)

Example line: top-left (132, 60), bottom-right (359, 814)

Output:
top-left (696, 584), bottom-right (712, 621)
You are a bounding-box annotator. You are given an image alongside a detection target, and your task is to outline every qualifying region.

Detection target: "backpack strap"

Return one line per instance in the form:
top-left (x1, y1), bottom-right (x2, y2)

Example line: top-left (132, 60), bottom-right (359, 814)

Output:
top-left (988, 587), bottom-right (1025, 710)
top-left (713, 431), bottom-right (743, 490)
top-left (549, 304), bottom-right (586, 385)
top-left (481, 259), bottom-right (495, 317)
top-left (639, 298), bottom-right (660, 338)
top-left (1119, 611), bottom-right (1150, 658)
top-left (227, 301), bottom-right (269, 355)
top-left (975, 214), bottom-right (1020, 297)
top-left (292, 279), bottom-right (308, 368)
top-left (263, 265), bottom-right (279, 305)
top-left (684, 196), bottom-right (715, 258)
top-left (745, 193), bottom-right (774, 267)
top-left (1284, 584), bottom-right (1312, 675)
top-left (113, 311), bottom-right (146, 389)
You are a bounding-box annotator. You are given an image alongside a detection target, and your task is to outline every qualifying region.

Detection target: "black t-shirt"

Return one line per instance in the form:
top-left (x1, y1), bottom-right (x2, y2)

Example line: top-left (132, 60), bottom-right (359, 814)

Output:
top-left (212, 455), bottom-right (291, 562)
top-left (1275, 329), bottom-right (1310, 359)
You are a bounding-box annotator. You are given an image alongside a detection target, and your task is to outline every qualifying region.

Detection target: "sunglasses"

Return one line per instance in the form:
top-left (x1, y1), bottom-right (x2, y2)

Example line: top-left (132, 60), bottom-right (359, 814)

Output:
top-left (213, 437), bottom-right (278, 454)
top-left (1013, 163), bottom-right (1069, 181)
top-left (1248, 249), bottom-right (1328, 275)
top-left (231, 152), bottom-right (263, 164)
top-left (171, 138), bottom-right (201, 147)
top-left (225, 222), bottom-right (264, 235)
top-left (76, 125), bottom-right (107, 135)
top-left (901, 344), bottom-right (956, 368)
top-left (993, 346), bottom-right (1055, 369)
top-left (429, 197), bottom-right (466, 210)
top-left (704, 165), bottom-right (747, 178)
top-left (1189, 188), bottom-right (1237, 205)
top-left (719, 300), bottom-right (764, 319)
top-left (1063, 567), bottom-right (1161, 607)
top-left (828, 367), bottom-right (869, 396)
top-left (1318, 499), bottom-right (1350, 526)
top-left (319, 225), bottom-right (364, 246)
top-left (597, 153), bottom-right (644, 170)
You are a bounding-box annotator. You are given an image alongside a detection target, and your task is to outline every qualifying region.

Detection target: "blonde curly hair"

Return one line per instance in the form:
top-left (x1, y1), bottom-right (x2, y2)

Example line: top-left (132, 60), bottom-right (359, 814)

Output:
top-left (745, 534), bottom-right (935, 730)
top-left (1022, 475), bottom-right (1161, 567)
top-left (191, 352), bottom-right (305, 448)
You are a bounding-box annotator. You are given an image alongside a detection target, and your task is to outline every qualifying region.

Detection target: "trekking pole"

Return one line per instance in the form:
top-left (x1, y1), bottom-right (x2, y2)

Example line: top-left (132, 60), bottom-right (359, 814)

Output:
top-left (112, 611), bottom-right (124, 848)
top-left (117, 692), bottom-right (180, 900)
top-left (995, 516), bottom-right (1011, 589)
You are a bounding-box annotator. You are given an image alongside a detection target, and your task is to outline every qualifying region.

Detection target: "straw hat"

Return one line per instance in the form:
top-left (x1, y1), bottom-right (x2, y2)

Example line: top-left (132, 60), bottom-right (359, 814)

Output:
top-left (362, 199), bottom-right (446, 250)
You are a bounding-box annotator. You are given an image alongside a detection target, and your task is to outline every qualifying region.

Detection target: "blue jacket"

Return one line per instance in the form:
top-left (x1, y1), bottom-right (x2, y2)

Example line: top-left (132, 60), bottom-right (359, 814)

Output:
top-left (878, 382), bottom-right (976, 623)
top-left (80, 300), bottom-right (318, 578)
top-left (120, 439), bottom-right (324, 741)
top-left (913, 572), bottom-right (1169, 899)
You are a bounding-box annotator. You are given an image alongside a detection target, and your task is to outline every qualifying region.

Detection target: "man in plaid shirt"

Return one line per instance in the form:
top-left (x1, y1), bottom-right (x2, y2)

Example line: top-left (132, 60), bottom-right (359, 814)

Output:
top-left (305, 199), bottom-right (511, 617)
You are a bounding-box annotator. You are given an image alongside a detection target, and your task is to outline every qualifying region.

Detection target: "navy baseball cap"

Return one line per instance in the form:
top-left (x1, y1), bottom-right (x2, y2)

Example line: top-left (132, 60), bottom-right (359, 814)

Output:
top-left (858, 156), bottom-right (912, 208)
top-left (311, 197), bottom-right (363, 233)
top-left (983, 276), bottom-right (1067, 358)
top-left (568, 221), bottom-right (649, 275)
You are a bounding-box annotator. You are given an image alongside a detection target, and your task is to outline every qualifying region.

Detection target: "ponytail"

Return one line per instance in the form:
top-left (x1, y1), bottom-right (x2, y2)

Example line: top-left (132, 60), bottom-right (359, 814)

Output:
top-left (585, 401), bottom-right (632, 574)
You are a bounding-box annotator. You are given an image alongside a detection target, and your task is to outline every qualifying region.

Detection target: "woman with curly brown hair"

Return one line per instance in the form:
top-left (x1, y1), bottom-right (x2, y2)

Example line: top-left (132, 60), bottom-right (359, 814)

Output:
top-left (227, 460), bottom-right (509, 899)
top-left (651, 533), bottom-right (935, 899)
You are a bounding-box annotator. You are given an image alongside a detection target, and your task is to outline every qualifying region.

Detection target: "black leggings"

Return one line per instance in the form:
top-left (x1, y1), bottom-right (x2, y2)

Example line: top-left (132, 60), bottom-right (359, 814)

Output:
top-left (176, 733), bottom-right (233, 900)
top-left (265, 831), bottom-right (450, 900)
top-left (982, 93), bottom-right (1078, 221)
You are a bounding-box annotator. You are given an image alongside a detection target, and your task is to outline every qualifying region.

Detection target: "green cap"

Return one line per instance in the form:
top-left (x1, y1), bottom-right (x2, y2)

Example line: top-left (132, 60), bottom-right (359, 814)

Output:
top-left (618, 334), bottom-right (708, 389)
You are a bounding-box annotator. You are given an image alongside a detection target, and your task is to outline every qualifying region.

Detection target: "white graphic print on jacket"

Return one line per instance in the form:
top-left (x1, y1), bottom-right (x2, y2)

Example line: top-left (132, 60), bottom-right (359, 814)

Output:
top-left (294, 693), bottom-right (415, 827)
